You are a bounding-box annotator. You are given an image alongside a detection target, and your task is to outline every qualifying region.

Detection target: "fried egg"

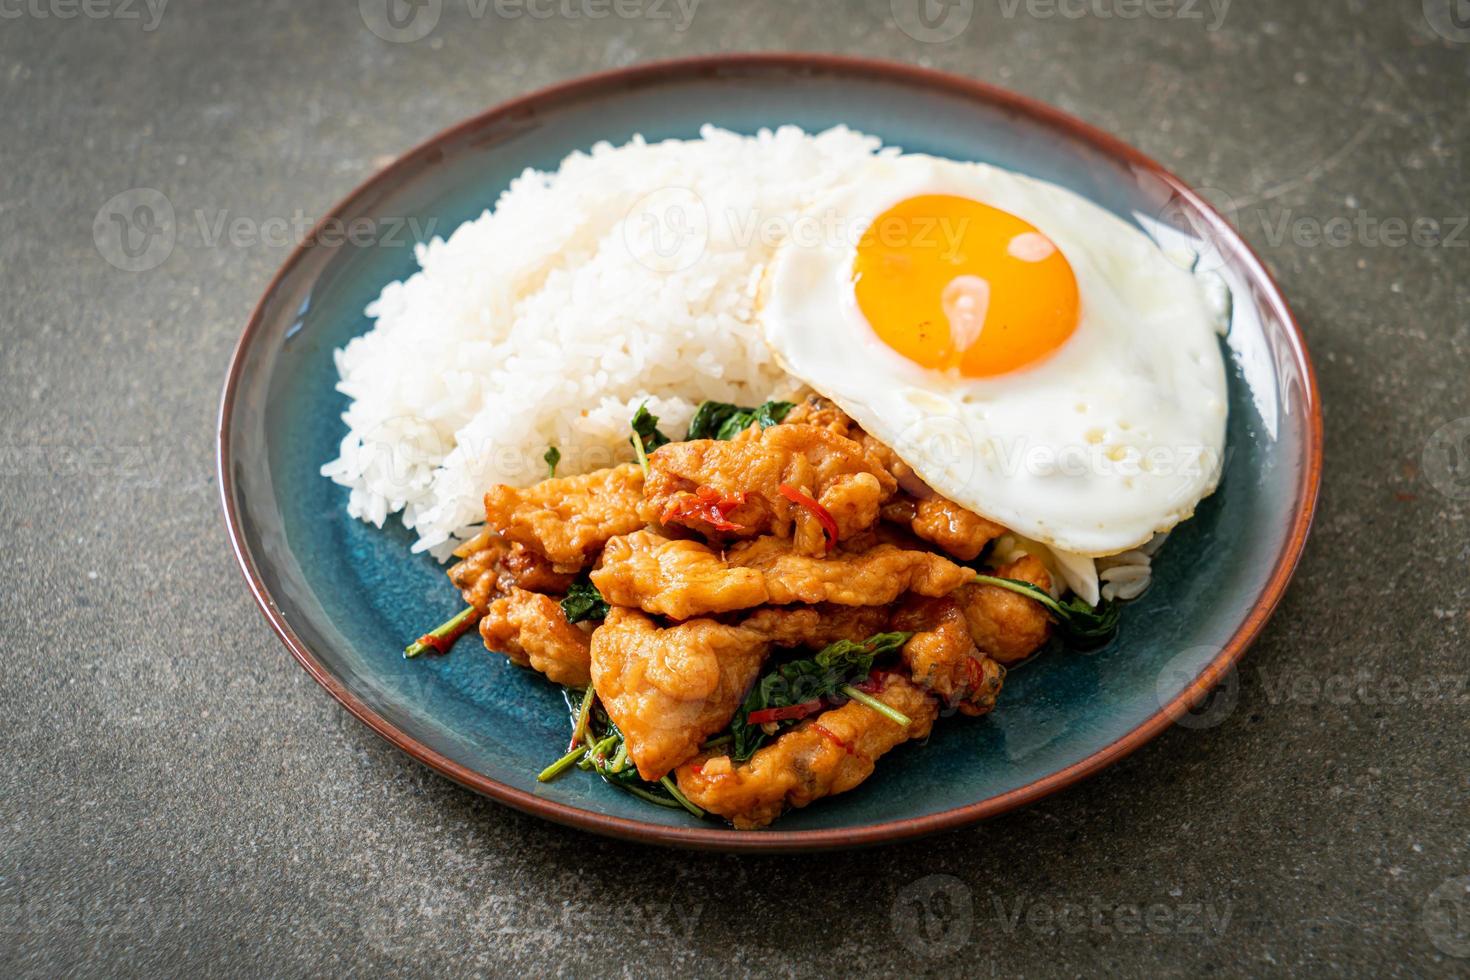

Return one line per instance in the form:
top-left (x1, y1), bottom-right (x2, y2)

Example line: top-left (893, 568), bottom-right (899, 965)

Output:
top-left (760, 154), bottom-right (1229, 558)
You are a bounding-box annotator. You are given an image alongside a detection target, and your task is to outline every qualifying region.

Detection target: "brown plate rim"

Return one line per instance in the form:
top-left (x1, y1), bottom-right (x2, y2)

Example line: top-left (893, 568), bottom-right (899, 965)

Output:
top-left (217, 52), bottom-right (1324, 853)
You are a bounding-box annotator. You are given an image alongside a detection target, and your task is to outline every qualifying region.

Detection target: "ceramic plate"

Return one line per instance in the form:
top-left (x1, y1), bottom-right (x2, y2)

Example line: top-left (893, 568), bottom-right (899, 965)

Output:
top-left (218, 55), bottom-right (1321, 851)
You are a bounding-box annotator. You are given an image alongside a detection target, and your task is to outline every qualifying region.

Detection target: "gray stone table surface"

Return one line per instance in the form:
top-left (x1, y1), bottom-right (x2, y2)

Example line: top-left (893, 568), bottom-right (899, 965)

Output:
top-left (2, 0), bottom-right (1467, 976)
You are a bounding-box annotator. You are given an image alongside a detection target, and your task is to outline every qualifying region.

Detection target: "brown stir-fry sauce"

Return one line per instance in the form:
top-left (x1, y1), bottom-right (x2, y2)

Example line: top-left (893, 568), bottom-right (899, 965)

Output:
top-left (441, 396), bottom-right (1057, 828)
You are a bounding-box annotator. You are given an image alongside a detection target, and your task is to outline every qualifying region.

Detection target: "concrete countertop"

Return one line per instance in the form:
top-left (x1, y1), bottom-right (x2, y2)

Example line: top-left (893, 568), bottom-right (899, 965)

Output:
top-left (2, 0), bottom-right (1467, 975)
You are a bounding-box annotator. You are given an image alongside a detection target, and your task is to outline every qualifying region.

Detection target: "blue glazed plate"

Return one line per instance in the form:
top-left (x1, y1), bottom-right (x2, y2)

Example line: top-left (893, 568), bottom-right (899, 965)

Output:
top-left (218, 55), bottom-right (1321, 851)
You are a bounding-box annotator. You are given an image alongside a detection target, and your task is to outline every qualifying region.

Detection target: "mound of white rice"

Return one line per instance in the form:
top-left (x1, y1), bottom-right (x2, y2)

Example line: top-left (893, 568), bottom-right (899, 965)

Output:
top-left (321, 125), bottom-right (893, 558)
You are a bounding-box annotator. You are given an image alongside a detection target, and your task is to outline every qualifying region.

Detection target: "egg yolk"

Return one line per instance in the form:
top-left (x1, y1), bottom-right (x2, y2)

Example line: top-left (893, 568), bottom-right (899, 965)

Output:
top-left (852, 195), bottom-right (1080, 377)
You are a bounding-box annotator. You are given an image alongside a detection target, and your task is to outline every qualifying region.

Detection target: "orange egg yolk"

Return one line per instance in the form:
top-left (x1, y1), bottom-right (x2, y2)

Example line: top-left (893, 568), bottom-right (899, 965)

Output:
top-left (852, 194), bottom-right (1080, 377)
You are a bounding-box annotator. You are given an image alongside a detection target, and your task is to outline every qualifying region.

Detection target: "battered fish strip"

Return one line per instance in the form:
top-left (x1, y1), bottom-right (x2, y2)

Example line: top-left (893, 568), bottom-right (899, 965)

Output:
top-left (479, 588), bottom-right (593, 687)
top-left (729, 537), bottom-right (975, 607)
top-left (674, 673), bottom-right (938, 829)
top-left (955, 555), bottom-right (1055, 664)
top-left (591, 530), bottom-right (768, 620)
top-left (738, 603), bottom-right (891, 650)
top-left (482, 463), bottom-right (646, 568)
top-left (590, 608), bottom-right (771, 782)
top-left (591, 531), bottom-right (974, 620)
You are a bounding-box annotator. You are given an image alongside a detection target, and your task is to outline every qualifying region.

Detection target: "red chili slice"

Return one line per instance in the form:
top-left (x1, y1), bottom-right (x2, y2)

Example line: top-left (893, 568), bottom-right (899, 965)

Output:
top-left (660, 485), bottom-right (747, 533)
top-left (851, 669), bottom-right (892, 695)
top-left (811, 722), bottom-right (860, 757)
top-left (964, 655), bottom-right (985, 695)
top-left (777, 483), bottom-right (838, 550)
top-left (747, 699), bottom-right (826, 726)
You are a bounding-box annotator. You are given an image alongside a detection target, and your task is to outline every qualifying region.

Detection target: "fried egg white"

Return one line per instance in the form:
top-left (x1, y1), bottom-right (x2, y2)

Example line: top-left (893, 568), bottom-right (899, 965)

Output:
top-left (760, 154), bottom-right (1229, 558)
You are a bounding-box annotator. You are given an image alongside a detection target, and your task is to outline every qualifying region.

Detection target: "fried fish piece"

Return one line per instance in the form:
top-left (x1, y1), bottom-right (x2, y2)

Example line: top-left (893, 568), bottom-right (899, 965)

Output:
top-left (738, 603), bottom-right (892, 650)
top-left (729, 537), bottom-right (974, 607)
top-left (590, 607), bottom-right (771, 782)
top-left (590, 530), bottom-right (769, 621)
top-left (674, 673), bottom-right (938, 829)
top-left (955, 555), bottom-right (1054, 665)
top-left (880, 495), bottom-right (1005, 562)
top-left (479, 588), bottom-right (593, 687)
top-left (482, 463), bottom-right (646, 568)
top-left (448, 535), bottom-right (578, 609)
top-left (645, 423), bottom-right (896, 552)
top-left (779, 399), bottom-right (995, 560)
top-left (890, 594), bottom-right (1005, 715)
top-left (593, 532), bottom-right (973, 620)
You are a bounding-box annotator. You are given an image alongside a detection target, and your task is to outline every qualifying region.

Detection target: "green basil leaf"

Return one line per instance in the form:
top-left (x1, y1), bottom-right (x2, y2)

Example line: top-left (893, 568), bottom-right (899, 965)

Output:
top-left (686, 400), bottom-right (795, 441)
top-left (559, 578), bottom-right (609, 624)
top-left (727, 629), bottom-right (913, 762)
top-left (750, 400), bottom-right (795, 431)
top-left (685, 401), bottom-right (744, 441)
top-left (629, 403), bottom-right (670, 453)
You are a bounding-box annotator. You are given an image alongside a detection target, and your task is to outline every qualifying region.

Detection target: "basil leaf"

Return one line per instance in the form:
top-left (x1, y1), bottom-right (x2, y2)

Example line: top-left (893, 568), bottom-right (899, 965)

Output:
top-left (728, 630), bottom-right (913, 762)
top-left (629, 403), bottom-right (670, 454)
top-left (559, 578), bottom-right (609, 624)
top-left (814, 631), bottom-right (911, 673)
top-left (685, 401), bottom-right (743, 440)
top-left (543, 446), bottom-right (560, 479)
top-left (686, 399), bottom-right (795, 441)
top-left (749, 400), bottom-right (795, 431)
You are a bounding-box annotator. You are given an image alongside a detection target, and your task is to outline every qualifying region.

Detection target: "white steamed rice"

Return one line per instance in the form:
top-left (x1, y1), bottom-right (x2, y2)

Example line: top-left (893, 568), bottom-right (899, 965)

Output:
top-left (321, 125), bottom-right (894, 559)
